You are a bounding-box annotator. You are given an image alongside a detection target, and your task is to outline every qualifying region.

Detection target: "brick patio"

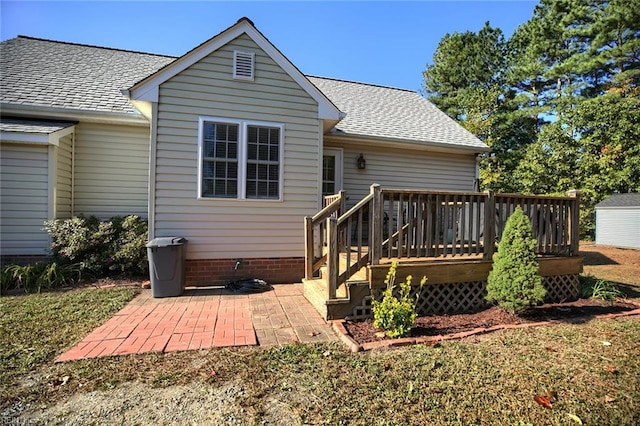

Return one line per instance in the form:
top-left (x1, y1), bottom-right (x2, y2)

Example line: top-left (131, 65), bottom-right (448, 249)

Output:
top-left (56, 283), bottom-right (336, 362)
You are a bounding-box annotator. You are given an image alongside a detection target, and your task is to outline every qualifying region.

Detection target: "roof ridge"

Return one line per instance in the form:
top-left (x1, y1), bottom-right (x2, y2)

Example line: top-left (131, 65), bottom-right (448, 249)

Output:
top-left (307, 75), bottom-right (416, 93)
top-left (14, 35), bottom-right (177, 59)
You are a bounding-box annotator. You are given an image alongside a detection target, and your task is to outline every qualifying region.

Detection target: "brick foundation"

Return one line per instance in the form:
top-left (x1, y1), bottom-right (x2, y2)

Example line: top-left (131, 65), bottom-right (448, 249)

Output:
top-left (1, 255), bottom-right (51, 267)
top-left (185, 257), bottom-right (305, 286)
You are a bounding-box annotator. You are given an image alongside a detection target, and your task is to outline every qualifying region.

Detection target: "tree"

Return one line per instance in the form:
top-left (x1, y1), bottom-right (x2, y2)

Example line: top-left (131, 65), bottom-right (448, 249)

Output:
top-left (423, 22), bottom-right (535, 192)
top-left (423, 0), bottom-right (640, 238)
top-left (486, 207), bottom-right (546, 314)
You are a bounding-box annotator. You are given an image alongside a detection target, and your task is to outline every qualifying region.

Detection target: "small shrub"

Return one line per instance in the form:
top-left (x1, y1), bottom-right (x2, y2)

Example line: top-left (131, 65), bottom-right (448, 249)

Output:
top-left (1, 262), bottom-right (82, 294)
top-left (44, 215), bottom-right (148, 277)
top-left (579, 275), bottom-right (624, 302)
top-left (372, 262), bottom-right (427, 338)
top-left (486, 206), bottom-right (547, 314)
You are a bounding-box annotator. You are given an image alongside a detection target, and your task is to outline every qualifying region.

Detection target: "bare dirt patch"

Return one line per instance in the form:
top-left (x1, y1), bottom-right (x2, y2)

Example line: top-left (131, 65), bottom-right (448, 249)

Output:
top-left (580, 241), bottom-right (640, 296)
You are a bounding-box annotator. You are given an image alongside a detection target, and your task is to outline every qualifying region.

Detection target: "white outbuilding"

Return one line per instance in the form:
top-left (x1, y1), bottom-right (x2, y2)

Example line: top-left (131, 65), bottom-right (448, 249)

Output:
top-left (595, 193), bottom-right (640, 249)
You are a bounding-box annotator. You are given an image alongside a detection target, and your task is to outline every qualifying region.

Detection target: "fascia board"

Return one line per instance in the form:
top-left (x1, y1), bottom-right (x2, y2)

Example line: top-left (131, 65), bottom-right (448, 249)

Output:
top-left (48, 125), bottom-right (75, 143)
top-left (0, 132), bottom-right (49, 145)
top-left (1, 104), bottom-right (149, 126)
top-left (0, 125), bottom-right (74, 147)
top-left (327, 133), bottom-right (491, 155)
top-left (127, 21), bottom-right (343, 121)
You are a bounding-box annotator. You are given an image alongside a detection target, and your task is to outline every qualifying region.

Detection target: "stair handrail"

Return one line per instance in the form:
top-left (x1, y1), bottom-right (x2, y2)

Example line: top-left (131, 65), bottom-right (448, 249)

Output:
top-left (325, 186), bottom-right (378, 299)
top-left (304, 191), bottom-right (345, 280)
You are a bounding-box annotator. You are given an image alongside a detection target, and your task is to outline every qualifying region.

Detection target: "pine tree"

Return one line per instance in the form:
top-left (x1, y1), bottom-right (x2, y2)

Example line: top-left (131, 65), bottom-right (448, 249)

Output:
top-left (486, 207), bottom-right (546, 314)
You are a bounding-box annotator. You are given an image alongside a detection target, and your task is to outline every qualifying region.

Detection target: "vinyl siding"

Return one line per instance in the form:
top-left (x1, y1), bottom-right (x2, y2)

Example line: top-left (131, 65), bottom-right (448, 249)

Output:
top-left (596, 208), bottom-right (640, 249)
top-left (56, 133), bottom-right (73, 219)
top-left (328, 141), bottom-right (477, 207)
top-left (0, 143), bottom-right (50, 255)
top-left (73, 122), bottom-right (149, 218)
top-left (154, 34), bottom-right (320, 259)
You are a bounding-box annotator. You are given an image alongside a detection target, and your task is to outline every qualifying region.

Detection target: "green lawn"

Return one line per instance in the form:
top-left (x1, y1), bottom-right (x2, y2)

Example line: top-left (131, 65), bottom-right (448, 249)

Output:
top-left (0, 287), bottom-right (136, 406)
top-left (1, 285), bottom-right (639, 425)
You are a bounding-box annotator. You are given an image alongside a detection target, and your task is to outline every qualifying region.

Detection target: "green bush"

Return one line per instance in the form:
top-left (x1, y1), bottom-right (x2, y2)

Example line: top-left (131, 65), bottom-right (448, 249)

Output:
top-left (1, 262), bottom-right (82, 294)
top-left (43, 215), bottom-right (148, 277)
top-left (372, 262), bottom-right (427, 338)
top-left (486, 206), bottom-right (547, 314)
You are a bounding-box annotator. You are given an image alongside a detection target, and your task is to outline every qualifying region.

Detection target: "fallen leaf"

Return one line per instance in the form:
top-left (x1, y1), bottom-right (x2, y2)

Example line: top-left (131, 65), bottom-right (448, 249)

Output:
top-left (545, 346), bottom-right (556, 352)
top-left (567, 413), bottom-right (583, 424)
top-left (534, 395), bottom-right (553, 409)
top-left (50, 376), bottom-right (70, 387)
top-left (429, 388), bottom-right (443, 394)
top-left (604, 365), bottom-right (618, 374)
top-left (602, 341), bottom-right (612, 346)
top-left (308, 331), bottom-right (320, 337)
top-left (383, 361), bottom-right (392, 371)
top-left (605, 395), bottom-right (616, 403)
top-left (375, 331), bottom-right (386, 339)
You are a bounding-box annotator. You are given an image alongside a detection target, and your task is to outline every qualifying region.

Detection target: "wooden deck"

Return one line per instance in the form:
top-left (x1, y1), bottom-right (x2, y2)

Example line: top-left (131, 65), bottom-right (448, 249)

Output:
top-left (303, 186), bottom-right (583, 320)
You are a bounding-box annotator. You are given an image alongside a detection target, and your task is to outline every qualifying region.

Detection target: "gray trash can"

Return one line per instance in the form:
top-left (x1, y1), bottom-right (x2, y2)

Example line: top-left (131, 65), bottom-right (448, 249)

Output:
top-left (146, 237), bottom-right (188, 298)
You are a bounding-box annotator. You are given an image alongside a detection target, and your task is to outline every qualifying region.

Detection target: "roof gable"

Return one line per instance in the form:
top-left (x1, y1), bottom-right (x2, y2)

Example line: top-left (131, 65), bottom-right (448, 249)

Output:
top-left (127, 18), bottom-right (342, 121)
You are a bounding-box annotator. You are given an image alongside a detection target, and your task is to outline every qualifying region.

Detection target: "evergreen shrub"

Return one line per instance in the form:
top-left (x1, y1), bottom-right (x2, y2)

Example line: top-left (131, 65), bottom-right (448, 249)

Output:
top-left (486, 206), bottom-right (546, 313)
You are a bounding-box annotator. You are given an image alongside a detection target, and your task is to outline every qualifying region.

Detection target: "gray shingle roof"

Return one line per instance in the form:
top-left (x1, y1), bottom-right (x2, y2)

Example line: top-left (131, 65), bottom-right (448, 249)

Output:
top-left (596, 193), bottom-right (640, 208)
top-left (0, 36), bottom-right (174, 114)
top-left (1, 36), bottom-right (488, 151)
top-left (308, 76), bottom-right (488, 150)
top-left (0, 117), bottom-right (75, 134)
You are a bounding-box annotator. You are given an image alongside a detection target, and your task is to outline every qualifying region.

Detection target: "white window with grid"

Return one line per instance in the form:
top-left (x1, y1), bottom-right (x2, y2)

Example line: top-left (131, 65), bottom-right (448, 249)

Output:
top-left (198, 118), bottom-right (283, 201)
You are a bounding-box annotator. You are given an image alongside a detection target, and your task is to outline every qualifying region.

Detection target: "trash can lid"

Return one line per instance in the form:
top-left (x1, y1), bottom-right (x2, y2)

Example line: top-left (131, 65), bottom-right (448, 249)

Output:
top-left (146, 237), bottom-right (188, 248)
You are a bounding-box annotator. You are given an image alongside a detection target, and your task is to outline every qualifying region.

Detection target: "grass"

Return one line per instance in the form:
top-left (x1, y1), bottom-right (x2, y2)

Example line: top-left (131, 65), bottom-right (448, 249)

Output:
top-left (1, 285), bottom-right (639, 424)
top-left (2, 242), bottom-right (639, 424)
top-left (0, 287), bottom-right (137, 406)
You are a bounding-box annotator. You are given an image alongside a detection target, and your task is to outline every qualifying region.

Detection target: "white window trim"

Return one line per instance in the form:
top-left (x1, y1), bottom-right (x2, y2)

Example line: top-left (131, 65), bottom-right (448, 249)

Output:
top-left (197, 116), bottom-right (284, 201)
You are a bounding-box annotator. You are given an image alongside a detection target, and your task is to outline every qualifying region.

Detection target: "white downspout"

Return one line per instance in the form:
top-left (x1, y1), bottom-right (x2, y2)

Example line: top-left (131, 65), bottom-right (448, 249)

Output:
top-left (147, 102), bottom-right (159, 240)
top-left (70, 131), bottom-right (75, 216)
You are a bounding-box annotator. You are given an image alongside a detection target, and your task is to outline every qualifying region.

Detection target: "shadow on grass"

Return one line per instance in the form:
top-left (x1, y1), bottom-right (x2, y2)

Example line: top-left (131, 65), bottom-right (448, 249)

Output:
top-left (615, 282), bottom-right (640, 298)
top-left (580, 250), bottom-right (620, 266)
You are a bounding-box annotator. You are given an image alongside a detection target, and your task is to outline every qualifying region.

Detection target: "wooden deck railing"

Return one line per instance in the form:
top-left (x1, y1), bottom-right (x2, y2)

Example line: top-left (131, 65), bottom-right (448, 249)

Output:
top-left (304, 185), bottom-right (580, 300)
top-left (304, 191), bottom-right (345, 280)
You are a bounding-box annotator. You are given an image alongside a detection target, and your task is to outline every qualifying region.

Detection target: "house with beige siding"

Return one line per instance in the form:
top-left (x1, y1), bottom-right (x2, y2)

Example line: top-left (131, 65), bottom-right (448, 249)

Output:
top-left (0, 17), bottom-right (490, 285)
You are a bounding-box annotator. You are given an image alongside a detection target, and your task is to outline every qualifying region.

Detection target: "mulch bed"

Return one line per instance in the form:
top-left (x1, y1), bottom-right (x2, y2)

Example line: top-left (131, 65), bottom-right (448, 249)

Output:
top-left (344, 298), bottom-right (640, 345)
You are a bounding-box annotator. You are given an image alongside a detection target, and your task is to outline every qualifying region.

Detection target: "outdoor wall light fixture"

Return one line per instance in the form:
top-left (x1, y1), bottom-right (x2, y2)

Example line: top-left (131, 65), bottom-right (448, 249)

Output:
top-left (357, 153), bottom-right (366, 170)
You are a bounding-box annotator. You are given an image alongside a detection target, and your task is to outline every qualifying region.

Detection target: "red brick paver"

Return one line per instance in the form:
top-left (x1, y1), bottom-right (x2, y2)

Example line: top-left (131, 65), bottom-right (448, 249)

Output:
top-left (56, 284), bottom-right (335, 362)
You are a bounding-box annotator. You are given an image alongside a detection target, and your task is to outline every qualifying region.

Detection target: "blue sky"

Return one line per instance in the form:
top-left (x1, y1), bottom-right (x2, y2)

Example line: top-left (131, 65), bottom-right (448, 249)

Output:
top-left (1, 1), bottom-right (537, 92)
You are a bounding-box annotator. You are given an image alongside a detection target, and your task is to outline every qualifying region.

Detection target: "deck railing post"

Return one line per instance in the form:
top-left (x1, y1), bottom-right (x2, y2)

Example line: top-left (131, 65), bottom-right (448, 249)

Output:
top-left (483, 190), bottom-right (496, 260)
top-left (338, 190), bottom-right (347, 217)
top-left (326, 216), bottom-right (338, 299)
top-left (304, 216), bottom-right (314, 280)
top-left (567, 189), bottom-right (581, 256)
top-left (370, 184), bottom-right (382, 265)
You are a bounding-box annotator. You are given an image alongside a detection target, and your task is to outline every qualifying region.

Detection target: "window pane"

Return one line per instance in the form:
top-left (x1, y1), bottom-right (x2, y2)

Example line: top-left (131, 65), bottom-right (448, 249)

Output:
top-left (245, 125), bottom-right (280, 199)
top-left (201, 121), bottom-right (239, 198)
top-left (248, 142), bottom-right (257, 160)
top-left (322, 155), bottom-right (336, 196)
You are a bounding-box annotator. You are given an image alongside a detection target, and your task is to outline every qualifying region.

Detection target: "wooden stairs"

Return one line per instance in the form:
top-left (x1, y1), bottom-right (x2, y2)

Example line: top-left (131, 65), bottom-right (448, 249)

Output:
top-left (302, 255), bottom-right (373, 320)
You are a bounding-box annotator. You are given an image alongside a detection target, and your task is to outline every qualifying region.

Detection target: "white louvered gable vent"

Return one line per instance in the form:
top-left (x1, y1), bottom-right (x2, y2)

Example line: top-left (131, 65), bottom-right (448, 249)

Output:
top-left (233, 50), bottom-right (255, 80)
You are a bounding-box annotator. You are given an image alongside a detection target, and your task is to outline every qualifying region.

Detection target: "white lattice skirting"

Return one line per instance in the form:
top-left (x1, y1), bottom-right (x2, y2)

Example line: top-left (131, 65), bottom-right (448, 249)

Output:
top-left (358, 274), bottom-right (580, 318)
